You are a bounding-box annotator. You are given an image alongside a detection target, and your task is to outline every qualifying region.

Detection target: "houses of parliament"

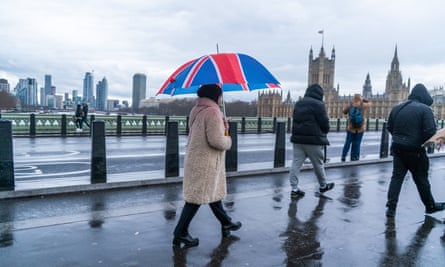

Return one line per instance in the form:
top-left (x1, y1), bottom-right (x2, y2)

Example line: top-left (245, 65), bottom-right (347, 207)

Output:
top-left (257, 45), bottom-right (445, 120)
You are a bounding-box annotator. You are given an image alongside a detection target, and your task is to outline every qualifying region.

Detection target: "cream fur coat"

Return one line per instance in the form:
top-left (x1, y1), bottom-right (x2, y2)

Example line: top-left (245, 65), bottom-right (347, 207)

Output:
top-left (183, 97), bottom-right (232, 204)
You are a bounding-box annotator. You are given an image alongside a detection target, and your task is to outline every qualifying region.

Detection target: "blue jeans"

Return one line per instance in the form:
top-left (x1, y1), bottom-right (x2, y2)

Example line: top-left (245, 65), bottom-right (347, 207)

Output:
top-left (341, 131), bottom-right (364, 160)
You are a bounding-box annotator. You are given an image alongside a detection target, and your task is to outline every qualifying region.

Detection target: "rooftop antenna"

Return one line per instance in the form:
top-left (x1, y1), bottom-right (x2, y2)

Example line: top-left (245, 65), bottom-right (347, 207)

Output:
top-left (216, 43), bottom-right (219, 54)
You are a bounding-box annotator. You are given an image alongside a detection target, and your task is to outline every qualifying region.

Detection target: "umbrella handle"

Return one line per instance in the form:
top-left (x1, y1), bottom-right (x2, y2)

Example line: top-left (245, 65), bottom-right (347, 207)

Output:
top-left (222, 94), bottom-right (229, 136)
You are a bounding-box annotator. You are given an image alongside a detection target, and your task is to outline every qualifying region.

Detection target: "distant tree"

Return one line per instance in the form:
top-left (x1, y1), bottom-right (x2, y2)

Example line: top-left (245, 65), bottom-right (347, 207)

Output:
top-left (125, 98), bottom-right (259, 117)
top-left (0, 92), bottom-right (17, 110)
top-left (158, 98), bottom-right (195, 116)
top-left (225, 100), bottom-right (257, 117)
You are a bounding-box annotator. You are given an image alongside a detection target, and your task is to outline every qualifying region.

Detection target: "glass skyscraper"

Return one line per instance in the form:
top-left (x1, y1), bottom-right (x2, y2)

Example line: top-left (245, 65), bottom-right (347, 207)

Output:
top-left (44, 74), bottom-right (52, 106)
top-left (83, 72), bottom-right (94, 106)
top-left (132, 73), bottom-right (147, 112)
top-left (96, 77), bottom-right (108, 111)
top-left (15, 78), bottom-right (38, 106)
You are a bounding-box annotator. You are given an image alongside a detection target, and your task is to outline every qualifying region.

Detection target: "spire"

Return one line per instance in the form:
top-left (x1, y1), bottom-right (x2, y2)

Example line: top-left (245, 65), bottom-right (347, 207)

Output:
top-left (362, 72), bottom-right (373, 98)
top-left (391, 45), bottom-right (399, 71)
top-left (319, 46), bottom-right (326, 58)
top-left (331, 46), bottom-right (335, 60)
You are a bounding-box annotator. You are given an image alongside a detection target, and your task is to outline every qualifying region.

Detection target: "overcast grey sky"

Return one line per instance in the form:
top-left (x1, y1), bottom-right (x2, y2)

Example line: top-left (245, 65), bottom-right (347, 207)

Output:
top-left (1, 0), bottom-right (444, 104)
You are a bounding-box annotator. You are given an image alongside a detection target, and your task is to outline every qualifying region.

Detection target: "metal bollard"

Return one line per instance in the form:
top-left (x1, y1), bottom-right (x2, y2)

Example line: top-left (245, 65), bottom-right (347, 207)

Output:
top-left (165, 121), bottom-right (179, 177)
top-left (30, 113), bottom-right (36, 136)
top-left (274, 122), bottom-right (286, 168)
top-left (116, 114), bottom-right (122, 136)
top-left (379, 122), bottom-right (389, 158)
top-left (61, 114), bottom-right (67, 137)
top-left (91, 121), bottom-right (107, 183)
top-left (241, 117), bottom-right (246, 134)
top-left (257, 117), bottom-right (262, 134)
top-left (226, 121), bottom-right (238, 172)
top-left (336, 118), bottom-right (341, 132)
top-left (366, 118), bottom-right (370, 131)
top-left (0, 120), bottom-right (14, 190)
top-left (142, 115), bottom-right (147, 136)
top-left (186, 116), bottom-right (190, 135)
top-left (272, 117), bottom-right (277, 133)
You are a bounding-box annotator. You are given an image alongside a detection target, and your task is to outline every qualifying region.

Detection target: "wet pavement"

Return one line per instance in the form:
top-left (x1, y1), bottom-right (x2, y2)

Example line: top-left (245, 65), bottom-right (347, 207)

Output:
top-left (1, 158), bottom-right (445, 266)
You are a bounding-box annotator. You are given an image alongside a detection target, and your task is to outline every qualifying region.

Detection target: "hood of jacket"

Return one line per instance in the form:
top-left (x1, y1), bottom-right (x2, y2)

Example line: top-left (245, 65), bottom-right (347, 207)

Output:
top-left (304, 83), bottom-right (324, 101)
top-left (408, 83), bottom-right (433, 106)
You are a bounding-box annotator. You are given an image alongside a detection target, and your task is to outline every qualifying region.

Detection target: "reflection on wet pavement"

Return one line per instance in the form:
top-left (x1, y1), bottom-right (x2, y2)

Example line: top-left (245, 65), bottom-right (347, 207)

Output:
top-left (281, 196), bottom-right (329, 266)
top-left (380, 216), bottom-right (438, 266)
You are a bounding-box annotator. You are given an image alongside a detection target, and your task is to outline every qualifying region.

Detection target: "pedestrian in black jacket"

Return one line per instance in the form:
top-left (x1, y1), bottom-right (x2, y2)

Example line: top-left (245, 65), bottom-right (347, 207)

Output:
top-left (289, 83), bottom-right (335, 199)
top-left (385, 83), bottom-right (445, 217)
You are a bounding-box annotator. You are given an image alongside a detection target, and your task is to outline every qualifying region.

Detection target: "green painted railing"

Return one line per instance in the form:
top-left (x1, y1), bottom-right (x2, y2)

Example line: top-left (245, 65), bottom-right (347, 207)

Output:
top-left (0, 113), bottom-right (393, 136)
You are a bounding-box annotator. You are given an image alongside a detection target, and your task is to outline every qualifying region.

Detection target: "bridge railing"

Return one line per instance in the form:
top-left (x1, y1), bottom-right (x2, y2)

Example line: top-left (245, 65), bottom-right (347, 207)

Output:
top-left (1, 113), bottom-right (434, 137)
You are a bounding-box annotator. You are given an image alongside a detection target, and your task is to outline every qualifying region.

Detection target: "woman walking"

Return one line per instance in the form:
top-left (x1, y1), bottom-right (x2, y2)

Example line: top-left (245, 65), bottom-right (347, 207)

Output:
top-left (172, 84), bottom-right (242, 248)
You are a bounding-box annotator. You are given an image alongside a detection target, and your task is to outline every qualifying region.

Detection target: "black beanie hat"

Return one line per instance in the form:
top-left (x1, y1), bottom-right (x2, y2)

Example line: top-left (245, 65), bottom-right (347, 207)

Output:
top-left (197, 84), bottom-right (222, 103)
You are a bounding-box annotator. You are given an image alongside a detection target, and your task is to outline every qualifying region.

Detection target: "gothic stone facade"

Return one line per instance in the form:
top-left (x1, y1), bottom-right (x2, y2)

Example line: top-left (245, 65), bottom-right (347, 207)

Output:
top-left (258, 45), bottom-right (445, 120)
top-left (309, 46), bottom-right (410, 119)
top-left (257, 90), bottom-right (293, 118)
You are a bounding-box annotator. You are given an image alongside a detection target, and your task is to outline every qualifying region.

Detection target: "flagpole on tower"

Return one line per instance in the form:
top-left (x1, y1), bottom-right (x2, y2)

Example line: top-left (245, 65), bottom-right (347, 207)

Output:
top-left (318, 29), bottom-right (324, 47)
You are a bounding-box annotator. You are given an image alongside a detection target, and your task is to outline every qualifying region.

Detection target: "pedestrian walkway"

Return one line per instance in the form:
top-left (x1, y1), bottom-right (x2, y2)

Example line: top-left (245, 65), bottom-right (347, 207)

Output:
top-left (1, 146), bottom-right (391, 200)
top-left (1, 157), bottom-right (445, 266)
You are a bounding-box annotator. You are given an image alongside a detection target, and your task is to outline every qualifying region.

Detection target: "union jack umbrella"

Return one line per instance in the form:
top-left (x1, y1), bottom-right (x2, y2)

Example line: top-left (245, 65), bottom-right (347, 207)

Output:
top-left (156, 53), bottom-right (281, 96)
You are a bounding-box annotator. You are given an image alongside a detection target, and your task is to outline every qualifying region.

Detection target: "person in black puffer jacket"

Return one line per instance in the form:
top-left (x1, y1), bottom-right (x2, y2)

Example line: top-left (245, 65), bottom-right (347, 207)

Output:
top-left (385, 83), bottom-right (445, 217)
top-left (289, 83), bottom-right (335, 199)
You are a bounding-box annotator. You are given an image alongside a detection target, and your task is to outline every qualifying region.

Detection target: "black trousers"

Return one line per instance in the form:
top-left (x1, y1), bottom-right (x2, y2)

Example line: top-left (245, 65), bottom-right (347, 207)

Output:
top-left (174, 201), bottom-right (232, 237)
top-left (386, 147), bottom-right (435, 209)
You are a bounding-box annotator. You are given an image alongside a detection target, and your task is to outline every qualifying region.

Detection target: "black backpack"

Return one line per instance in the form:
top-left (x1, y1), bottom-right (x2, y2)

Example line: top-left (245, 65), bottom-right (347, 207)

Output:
top-left (349, 102), bottom-right (363, 129)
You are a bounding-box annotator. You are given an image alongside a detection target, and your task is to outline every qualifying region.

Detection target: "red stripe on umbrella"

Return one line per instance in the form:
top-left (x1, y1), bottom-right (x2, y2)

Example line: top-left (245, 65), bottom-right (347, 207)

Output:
top-left (211, 54), bottom-right (249, 91)
top-left (158, 59), bottom-right (196, 94)
top-left (184, 56), bottom-right (208, 88)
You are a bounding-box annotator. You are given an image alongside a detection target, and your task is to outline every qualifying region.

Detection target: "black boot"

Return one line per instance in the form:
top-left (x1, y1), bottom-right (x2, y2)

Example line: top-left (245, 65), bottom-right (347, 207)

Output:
top-left (173, 203), bottom-right (200, 247)
top-left (222, 221), bottom-right (242, 237)
top-left (173, 233), bottom-right (199, 248)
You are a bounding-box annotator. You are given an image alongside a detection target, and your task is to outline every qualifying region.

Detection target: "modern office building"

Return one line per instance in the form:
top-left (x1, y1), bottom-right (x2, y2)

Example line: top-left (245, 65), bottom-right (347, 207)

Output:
top-left (0, 78), bottom-right (10, 93)
top-left (14, 78), bottom-right (38, 106)
top-left (132, 73), bottom-right (147, 111)
top-left (83, 72), bottom-right (94, 106)
top-left (107, 99), bottom-right (120, 111)
top-left (96, 77), bottom-right (108, 111)
top-left (43, 74), bottom-right (52, 106)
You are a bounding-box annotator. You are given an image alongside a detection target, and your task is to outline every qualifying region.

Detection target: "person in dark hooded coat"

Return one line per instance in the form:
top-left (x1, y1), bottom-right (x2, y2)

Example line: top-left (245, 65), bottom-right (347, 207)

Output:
top-left (289, 83), bottom-right (335, 199)
top-left (385, 83), bottom-right (445, 217)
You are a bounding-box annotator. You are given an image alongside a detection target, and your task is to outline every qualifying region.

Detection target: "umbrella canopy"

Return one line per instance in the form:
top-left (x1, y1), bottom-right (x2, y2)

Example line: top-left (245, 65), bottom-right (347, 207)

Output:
top-left (156, 53), bottom-right (280, 96)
